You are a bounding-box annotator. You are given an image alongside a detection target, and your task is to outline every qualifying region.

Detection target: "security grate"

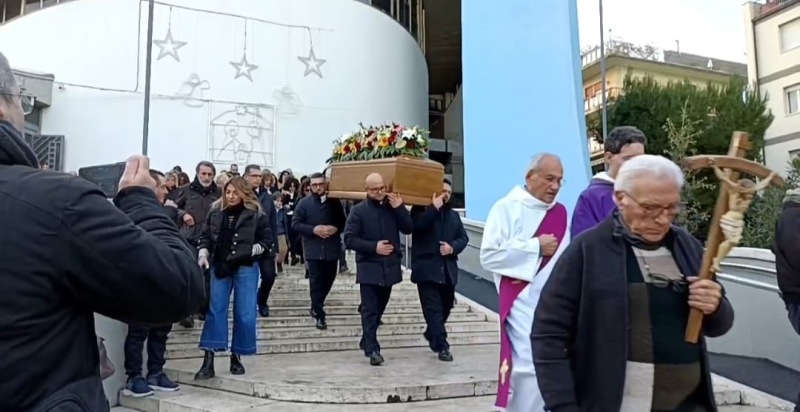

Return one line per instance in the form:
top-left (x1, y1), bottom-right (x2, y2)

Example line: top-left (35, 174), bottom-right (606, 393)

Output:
top-left (24, 134), bottom-right (64, 171)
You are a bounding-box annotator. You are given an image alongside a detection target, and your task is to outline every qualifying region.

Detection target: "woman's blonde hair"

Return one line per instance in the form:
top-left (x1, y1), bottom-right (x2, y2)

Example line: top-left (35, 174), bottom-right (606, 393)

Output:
top-left (220, 177), bottom-right (262, 212)
top-left (214, 171), bottom-right (231, 188)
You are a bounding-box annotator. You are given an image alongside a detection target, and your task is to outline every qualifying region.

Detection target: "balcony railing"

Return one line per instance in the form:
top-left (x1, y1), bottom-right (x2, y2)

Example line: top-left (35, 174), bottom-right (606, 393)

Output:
top-left (756, 0), bottom-right (800, 17)
top-left (584, 87), bottom-right (623, 113)
top-left (581, 40), bottom-right (662, 68)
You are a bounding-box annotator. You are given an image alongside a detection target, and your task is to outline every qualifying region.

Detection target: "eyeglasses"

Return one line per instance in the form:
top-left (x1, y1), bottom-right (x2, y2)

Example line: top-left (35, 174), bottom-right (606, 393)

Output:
top-left (624, 192), bottom-right (685, 217)
top-left (0, 93), bottom-right (35, 115)
top-left (648, 272), bottom-right (688, 293)
top-left (367, 185), bottom-right (387, 193)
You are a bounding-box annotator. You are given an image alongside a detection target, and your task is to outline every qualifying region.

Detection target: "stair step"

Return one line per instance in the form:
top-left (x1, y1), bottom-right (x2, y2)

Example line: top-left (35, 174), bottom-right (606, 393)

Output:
top-left (224, 304), bottom-right (470, 318)
top-left (119, 384), bottom-right (501, 411)
top-left (262, 290), bottom-right (420, 300)
top-left (164, 345), bottom-right (498, 404)
top-left (167, 321), bottom-right (498, 344)
top-left (272, 282), bottom-right (418, 292)
top-left (181, 312), bottom-right (487, 330)
top-left (232, 296), bottom-right (422, 308)
top-left (165, 331), bottom-right (500, 359)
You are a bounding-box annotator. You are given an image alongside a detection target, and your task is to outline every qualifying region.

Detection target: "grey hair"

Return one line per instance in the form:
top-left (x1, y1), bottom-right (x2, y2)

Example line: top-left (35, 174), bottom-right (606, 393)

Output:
top-left (614, 154), bottom-right (684, 192)
top-left (0, 52), bottom-right (18, 101)
top-left (526, 152), bottom-right (559, 175)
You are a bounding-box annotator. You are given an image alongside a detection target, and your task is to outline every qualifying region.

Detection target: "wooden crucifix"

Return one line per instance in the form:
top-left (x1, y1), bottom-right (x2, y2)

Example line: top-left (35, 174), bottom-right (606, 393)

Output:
top-left (681, 132), bottom-right (784, 343)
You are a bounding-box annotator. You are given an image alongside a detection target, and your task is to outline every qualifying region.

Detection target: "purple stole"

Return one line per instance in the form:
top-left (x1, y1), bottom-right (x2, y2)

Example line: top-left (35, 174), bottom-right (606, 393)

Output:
top-left (495, 203), bottom-right (567, 408)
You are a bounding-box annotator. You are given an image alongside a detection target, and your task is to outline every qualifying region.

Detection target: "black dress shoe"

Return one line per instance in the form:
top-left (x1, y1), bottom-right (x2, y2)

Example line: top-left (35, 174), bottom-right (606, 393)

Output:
top-left (316, 318), bottom-right (328, 330)
top-left (369, 351), bottom-right (384, 366)
top-left (291, 257), bottom-right (300, 266)
top-left (194, 351), bottom-right (215, 380)
top-left (258, 305), bottom-right (270, 318)
top-left (230, 353), bottom-right (245, 375)
top-left (197, 314), bottom-right (206, 321)
top-left (438, 349), bottom-right (454, 362)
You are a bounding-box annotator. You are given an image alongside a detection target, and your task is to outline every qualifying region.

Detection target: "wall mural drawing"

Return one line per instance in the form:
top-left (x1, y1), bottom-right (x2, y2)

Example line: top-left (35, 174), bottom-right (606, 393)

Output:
top-left (176, 73), bottom-right (211, 108)
top-left (272, 85), bottom-right (302, 116)
top-left (209, 103), bottom-right (276, 167)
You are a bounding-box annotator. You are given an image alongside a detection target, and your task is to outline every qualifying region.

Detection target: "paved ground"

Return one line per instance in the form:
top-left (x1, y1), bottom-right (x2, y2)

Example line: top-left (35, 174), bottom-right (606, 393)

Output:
top-left (454, 267), bottom-right (799, 405)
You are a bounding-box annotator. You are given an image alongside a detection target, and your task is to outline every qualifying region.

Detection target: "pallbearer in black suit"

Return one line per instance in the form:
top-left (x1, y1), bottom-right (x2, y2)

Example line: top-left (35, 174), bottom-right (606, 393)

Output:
top-left (292, 173), bottom-right (347, 330)
top-left (344, 173), bottom-right (414, 366)
top-left (410, 179), bottom-right (469, 362)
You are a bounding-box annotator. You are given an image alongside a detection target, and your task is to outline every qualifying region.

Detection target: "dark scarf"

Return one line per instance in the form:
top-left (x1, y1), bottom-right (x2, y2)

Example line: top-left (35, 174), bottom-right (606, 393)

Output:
top-left (612, 210), bottom-right (671, 251)
top-left (0, 120), bottom-right (38, 168)
top-left (213, 203), bottom-right (244, 278)
top-left (190, 177), bottom-right (218, 196)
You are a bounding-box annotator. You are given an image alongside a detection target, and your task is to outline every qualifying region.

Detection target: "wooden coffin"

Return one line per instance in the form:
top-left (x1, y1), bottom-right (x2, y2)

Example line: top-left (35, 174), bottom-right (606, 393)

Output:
top-left (326, 156), bottom-right (444, 206)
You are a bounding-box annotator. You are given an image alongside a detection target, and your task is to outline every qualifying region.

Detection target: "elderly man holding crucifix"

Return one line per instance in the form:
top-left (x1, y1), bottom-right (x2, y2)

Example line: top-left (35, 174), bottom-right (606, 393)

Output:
top-left (532, 154), bottom-right (734, 411)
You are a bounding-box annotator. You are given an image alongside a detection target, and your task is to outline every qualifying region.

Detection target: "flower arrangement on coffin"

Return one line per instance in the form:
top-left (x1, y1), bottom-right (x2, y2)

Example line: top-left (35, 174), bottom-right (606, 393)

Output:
top-left (327, 123), bottom-right (431, 163)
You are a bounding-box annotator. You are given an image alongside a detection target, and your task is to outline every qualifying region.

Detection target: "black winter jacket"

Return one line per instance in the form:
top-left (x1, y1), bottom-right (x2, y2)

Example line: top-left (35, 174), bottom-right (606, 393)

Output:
top-left (256, 188), bottom-right (278, 256)
top-left (176, 180), bottom-right (220, 245)
top-left (531, 217), bottom-right (734, 412)
top-left (773, 201), bottom-right (800, 304)
top-left (410, 205), bottom-right (469, 285)
top-left (292, 195), bottom-right (347, 261)
top-left (344, 198), bottom-right (413, 286)
top-left (199, 206), bottom-right (273, 266)
top-left (0, 168), bottom-right (204, 412)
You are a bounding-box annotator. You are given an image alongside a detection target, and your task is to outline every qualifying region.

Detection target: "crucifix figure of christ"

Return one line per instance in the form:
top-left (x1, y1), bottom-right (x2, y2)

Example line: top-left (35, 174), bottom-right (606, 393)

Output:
top-left (681, 132), bottom-right (784, 343)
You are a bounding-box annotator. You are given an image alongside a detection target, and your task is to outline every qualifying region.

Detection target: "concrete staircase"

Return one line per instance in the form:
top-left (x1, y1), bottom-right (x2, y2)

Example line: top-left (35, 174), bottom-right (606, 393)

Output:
top-left (118, 259), bottom-right (794, 412)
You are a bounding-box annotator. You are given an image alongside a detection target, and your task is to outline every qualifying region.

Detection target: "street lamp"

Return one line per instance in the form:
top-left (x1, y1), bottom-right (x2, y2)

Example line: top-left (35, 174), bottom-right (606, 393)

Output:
top-left (599, 0), bottom-right (608, 143)
top-left (142, 0), bottom-right (155, 156)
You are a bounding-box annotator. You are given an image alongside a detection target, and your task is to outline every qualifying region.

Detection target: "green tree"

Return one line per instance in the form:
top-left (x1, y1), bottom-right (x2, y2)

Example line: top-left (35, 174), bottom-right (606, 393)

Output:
top-left (663, 102), bottom-right (715, 235)
top-left (590, 74), bottom-right (774, 237)
top-left (741, 158), bottom-right (800, 248)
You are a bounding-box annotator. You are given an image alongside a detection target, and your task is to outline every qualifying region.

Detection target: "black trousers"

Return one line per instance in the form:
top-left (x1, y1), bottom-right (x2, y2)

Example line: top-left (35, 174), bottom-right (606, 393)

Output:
top-left (307, 259), bottom-right (339, 319)
top-left (257, 256), bottom-right (277, 308)
top-left (359, 283), bottom-right (393, 355)
top-left (417, 280), bottom-right (456, 352)
top-left (124, 323), bottom-right (172, 378)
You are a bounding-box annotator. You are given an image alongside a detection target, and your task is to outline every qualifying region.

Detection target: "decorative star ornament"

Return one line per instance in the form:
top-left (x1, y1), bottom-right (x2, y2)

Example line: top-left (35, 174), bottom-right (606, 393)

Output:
top-left (230, 54), bottom-right (259, 82)
top-left (153, 28), bottom-right (188, 62)
top-left (297, 47), bottom-right (327, 78)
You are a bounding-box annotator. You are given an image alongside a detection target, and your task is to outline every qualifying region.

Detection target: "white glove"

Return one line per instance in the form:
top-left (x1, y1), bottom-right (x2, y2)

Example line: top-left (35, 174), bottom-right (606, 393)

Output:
top-left (198, 248), bottom-right (210, 269)
top-left (251, 244), bottom-right (265, 257)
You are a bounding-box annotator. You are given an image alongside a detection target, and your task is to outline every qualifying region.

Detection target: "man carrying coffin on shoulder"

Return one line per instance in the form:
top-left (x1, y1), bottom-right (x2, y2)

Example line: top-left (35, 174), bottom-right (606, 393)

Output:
top-left (480, 153), bottom-right (570, 412)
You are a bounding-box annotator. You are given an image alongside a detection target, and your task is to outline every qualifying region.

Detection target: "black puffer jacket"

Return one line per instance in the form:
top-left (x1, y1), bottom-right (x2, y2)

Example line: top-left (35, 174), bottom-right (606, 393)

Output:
top-left (773, 200), bottom-right (800, 304)
top-left (199, 206), bottom-right (273, 266)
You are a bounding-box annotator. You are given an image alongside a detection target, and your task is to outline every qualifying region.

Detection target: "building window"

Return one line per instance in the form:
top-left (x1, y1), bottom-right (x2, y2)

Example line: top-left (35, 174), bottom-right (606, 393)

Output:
top-left (786, 85), bottom-right (800, 115)
top-left (790, 149), bottom-right (800, 161)
top-left (372, 0), bottom-right (390, 16)
top-left (779, 17), bottom-right (800, 52)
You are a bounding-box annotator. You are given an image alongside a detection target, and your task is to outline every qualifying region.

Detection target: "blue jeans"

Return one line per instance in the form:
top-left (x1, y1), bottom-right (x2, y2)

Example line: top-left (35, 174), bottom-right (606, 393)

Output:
top-left (199, 263), bottom-right (259, 355)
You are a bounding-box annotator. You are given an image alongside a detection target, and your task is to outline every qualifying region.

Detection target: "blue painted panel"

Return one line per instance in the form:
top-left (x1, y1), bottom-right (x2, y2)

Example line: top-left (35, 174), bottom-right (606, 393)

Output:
top-left (461, 0), bottom-right (591, 221)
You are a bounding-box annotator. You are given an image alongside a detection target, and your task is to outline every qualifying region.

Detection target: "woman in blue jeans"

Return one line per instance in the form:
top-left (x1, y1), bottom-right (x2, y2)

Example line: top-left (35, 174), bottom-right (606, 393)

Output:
top-left (194, 177), bottom-right (273, 379)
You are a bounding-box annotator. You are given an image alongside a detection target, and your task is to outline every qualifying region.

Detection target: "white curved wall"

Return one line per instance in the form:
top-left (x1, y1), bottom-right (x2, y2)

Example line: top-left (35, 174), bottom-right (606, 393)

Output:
top-left (0, 0), bottom-right (429, 175)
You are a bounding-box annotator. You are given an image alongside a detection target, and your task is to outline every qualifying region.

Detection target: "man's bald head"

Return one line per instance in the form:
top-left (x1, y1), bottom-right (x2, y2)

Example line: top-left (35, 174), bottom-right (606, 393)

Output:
top-left (365, 173), bottom-right (387, 201)
top-left (0, 52), bottom-right (24, 132)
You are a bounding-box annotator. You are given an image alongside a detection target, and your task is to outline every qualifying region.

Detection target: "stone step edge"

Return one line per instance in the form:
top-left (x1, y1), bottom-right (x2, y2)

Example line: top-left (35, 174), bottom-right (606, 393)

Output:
top-left (166, 331), bottom-right (500, 349)
top-left (119, 378), bottom-right (764, 409)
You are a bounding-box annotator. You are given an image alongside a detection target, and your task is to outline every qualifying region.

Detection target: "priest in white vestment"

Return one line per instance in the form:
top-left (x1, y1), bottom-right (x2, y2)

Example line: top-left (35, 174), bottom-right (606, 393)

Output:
top-left (480, 153), bottom-right (571, 412)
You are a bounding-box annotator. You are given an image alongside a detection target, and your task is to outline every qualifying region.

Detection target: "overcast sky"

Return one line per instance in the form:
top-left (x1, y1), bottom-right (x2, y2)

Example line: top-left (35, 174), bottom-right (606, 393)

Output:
top-left (577, 0), bottom-right (748, 63)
